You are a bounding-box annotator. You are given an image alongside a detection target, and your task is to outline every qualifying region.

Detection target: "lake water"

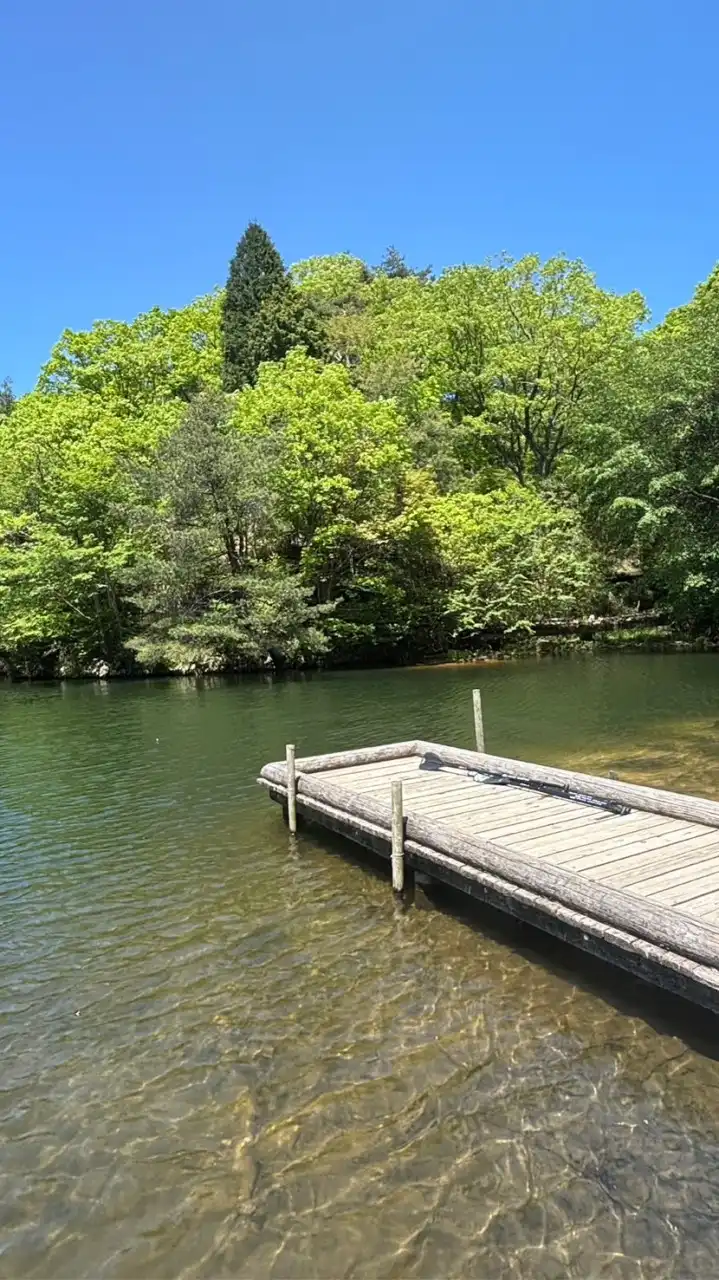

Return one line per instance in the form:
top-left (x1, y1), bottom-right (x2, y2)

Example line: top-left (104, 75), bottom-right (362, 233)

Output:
top-left (4, 654), bottom-right (719, 1278)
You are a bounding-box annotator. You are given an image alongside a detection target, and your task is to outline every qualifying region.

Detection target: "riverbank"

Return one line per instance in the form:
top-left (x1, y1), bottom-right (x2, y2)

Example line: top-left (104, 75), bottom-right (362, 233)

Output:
top-left (2, 619), bottom-right (711, 680)
top-left (437, 626), bottom-right (719, 665)
top-left (2, 619), bottom-right (717, 681)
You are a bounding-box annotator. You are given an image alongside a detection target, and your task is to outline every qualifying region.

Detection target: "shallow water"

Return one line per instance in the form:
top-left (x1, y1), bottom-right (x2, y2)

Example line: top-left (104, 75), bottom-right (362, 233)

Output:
top-left (4, 655), bottom-right (719, 1278)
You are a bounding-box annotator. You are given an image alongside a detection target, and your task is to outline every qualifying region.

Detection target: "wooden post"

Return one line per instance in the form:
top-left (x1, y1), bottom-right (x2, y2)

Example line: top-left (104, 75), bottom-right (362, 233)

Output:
top-left (391, 779), bottom-right (404, 893)
top-left (473, 688), bottom-right (485, 754)
top-left (286, 744), bottom-right (297, 834)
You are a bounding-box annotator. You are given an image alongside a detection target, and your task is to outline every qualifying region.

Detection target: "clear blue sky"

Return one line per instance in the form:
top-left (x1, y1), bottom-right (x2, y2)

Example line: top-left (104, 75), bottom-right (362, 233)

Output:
top-left (2, 0), bottom-right (717, 392)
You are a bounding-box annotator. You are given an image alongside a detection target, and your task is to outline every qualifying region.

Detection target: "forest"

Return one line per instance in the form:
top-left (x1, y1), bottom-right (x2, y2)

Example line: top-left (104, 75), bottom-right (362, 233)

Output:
top-left (2, 224), bottom-right (719, 677)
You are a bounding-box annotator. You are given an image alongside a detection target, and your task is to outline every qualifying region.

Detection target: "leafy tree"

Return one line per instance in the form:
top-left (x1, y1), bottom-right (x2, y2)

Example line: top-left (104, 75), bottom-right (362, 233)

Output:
top-left (40, 296), bottom-right (222, 410)
top-left (0, 516), bottom-right (126, 677)
top-left (355, 256), bottom-right (645, 482)
top-left (292, 253), bottom-right (373, 368)
top-left (124, 392), bottom-right (331, 672)
top-left (425, 484), bottom-right (600, 635)
top-left (11, 232), bottom-right (718, 676)
top-left (574, 265), bottom-right (719, 628)
top-left (301, 470), bottom-right (449, 661)
top-left (0, 388), bottom-right (172, 674)
top-left (221, 222), bottom-right (287, 390)
top-left (291, 253), bottom-right (371, 304)
top-left (233, 348), bottom-right (411, 549)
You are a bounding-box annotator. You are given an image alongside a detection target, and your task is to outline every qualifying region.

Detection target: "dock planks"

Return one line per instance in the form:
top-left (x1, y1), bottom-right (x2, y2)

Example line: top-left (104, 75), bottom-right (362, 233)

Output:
top-left (259, 739), bottom-right (719, 1013)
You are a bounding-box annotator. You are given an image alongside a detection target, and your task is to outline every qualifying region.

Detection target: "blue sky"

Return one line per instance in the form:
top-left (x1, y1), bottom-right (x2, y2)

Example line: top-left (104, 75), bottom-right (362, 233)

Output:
top-left (2, 0), bottom-right (717, 392)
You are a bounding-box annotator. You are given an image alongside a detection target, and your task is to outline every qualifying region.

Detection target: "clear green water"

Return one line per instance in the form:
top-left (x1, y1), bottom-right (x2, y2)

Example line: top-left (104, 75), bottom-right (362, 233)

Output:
top-left (4, 654), bottom-right (719, 1278)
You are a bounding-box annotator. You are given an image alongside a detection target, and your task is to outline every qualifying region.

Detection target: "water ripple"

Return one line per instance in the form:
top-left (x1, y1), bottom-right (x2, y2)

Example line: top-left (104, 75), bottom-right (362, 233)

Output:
top-left (3, 661), bottom-right (719, 1277)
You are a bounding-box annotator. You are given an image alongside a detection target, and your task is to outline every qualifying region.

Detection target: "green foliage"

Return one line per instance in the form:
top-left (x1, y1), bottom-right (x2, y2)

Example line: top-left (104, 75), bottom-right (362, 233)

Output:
top-left (0, 294), bottom-right (223, 675)
top-left (597, 627), bottom-right (675, 649)
top-left (0, 377), bottom-right (14, 416)
top-left (233, 348), bottom-right (411, 546)
top-left (424, 485), bottom-right (600, 635)
top-left (291, 253), bottom-right (371, 303)
top-left (376, 246), bottom-right (432, 282)
top-left (292, 253), bottom-right (373, 368)
top-left (40, 296), bottom-right (222, 409)
top-left (123, 392), bottom-right (331, 673)
top-left (0, 389), bottom-right (168, 675)
top-left (10, 235), bottom-right (719, 679)
top-left (0, 515), bottom-right (128, 676)
top-left (571, 265), bottom-right (719, 628)
top-left (631, 269), bottom-right (719, 626)
top-left (299, 472), bottom-right (450, 661)
top-left (221, 222), bottom-right (287, 390)
top-left (355, 256), bottom-right (645, 482)
top-left (247, 285), bottom-right (327, 370)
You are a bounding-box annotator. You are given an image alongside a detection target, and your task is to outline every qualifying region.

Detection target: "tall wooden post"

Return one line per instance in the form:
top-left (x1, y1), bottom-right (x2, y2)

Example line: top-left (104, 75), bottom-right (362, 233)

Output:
top-left (286, 743), bottom-right (297, 834)
top-left (473, 688), bottom-right (485, 754)
top-left (391, 779), bottom-right (404, 893)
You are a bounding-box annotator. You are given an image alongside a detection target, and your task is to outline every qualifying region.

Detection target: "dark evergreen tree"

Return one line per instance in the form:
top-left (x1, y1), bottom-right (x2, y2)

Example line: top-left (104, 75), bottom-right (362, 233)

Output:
top-left (248, 287), bottom-right (327, 371)
top-left (377, 246), bottom-right (433, 282)
top-left (221, 223), bottom-right (287, 390)
top-left (0, 377), bottom-right (14, 417)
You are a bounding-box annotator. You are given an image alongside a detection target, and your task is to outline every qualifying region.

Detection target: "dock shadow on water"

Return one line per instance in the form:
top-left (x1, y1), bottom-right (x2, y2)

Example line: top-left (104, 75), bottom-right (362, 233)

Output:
top-left (4, 653), bottom-right (719, 1278)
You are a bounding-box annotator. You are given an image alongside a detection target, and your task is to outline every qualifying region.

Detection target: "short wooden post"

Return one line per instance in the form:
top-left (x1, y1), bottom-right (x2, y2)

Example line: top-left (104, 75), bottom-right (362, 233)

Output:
top-left (473, 688), bottom-right (485, 754)
top-left (391, 779), bottom-right (404, 893)
top-left (286, 743), bottom-right (297, 834)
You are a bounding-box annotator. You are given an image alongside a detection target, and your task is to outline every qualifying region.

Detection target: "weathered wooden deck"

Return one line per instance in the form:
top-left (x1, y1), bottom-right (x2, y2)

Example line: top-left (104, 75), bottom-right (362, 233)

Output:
top-left (259, 738), bottom-right (719, 1014)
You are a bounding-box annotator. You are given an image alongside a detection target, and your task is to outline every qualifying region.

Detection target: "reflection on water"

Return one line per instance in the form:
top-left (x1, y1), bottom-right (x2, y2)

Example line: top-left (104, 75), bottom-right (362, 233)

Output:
top-left (3, 655), bottom-right (719, 1277)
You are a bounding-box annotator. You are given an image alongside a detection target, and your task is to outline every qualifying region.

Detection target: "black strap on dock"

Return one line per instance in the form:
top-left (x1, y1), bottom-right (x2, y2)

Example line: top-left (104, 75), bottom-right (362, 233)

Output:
top-left (420, 752), bottom-right (631, 817)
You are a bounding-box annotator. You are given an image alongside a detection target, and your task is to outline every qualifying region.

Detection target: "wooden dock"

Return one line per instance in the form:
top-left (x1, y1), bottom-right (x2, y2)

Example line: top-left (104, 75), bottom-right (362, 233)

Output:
top-left (259, 721), bottom-right (719, 1014)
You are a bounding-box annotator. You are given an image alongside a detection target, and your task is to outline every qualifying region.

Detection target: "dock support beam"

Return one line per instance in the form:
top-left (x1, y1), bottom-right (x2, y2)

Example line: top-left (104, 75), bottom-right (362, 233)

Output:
top-left (391, 779), bottom-right (405, 893)
top-left (473, 688), bottom-right (485, 754)
top-left (286, 744), bottom-right (297, 834)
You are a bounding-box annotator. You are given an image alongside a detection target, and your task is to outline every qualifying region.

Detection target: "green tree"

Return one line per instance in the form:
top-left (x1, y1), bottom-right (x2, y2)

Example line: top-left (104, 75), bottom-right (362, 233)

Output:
top-left (247, 284), bottom-right (327, 371)
top-left (233, 348), bottom-right (411, 550)
top-left (575, 265), bottom-right (719, 628)
top-left (124, 392), bottom-right (330, 672)
top-left (0, 377), bottom-right (14, 416)
top-left (425, 484), bottom-right (600, 635)
top-left (39, 296), bottom-right (222, 410)
top-left (0, 294), bottom-right (218, 675)
top-left (1, 237), bottom-right (690, 676)
top-left (355, 256), bottom-right (645, 483)
top-left (292, 253), bottom-right (373, 368)
top-left (0, 389), bottom-right (171, 675)
top-left (221, 222), bottom-right (286, 390)
top-left (292, 253), bottom-right (371, 304)
top-left (0, 516), bottom-right (127, 677)
top-left (301, 470), bottom-right (450, 661)
top-left (376, 246), bottom-right (432, 282)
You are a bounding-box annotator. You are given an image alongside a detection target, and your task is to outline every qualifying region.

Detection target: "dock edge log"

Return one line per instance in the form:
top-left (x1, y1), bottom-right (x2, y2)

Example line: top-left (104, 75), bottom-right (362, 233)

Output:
top-left (294, 741), bottom-right (419, 774)
top-left (415, 740), bottom-right (719, 831)
top-left (266, 739), bottom-right (719, 830)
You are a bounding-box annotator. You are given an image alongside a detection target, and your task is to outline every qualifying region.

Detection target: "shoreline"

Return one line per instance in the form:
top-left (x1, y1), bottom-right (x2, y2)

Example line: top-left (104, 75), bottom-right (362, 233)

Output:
top-left (2, 626), bottom-right (718, 684)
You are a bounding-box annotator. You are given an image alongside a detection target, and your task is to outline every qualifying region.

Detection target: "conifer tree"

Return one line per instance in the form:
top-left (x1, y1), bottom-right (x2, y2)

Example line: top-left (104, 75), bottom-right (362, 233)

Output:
top-left (376, 246), bottom-right (433, 282)
top-left (248, 287), bottom-right (327, 369)
top-left (0, 377), bottom-right (14, 416)
top-left (221, 222), bottom-right (286, 390)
